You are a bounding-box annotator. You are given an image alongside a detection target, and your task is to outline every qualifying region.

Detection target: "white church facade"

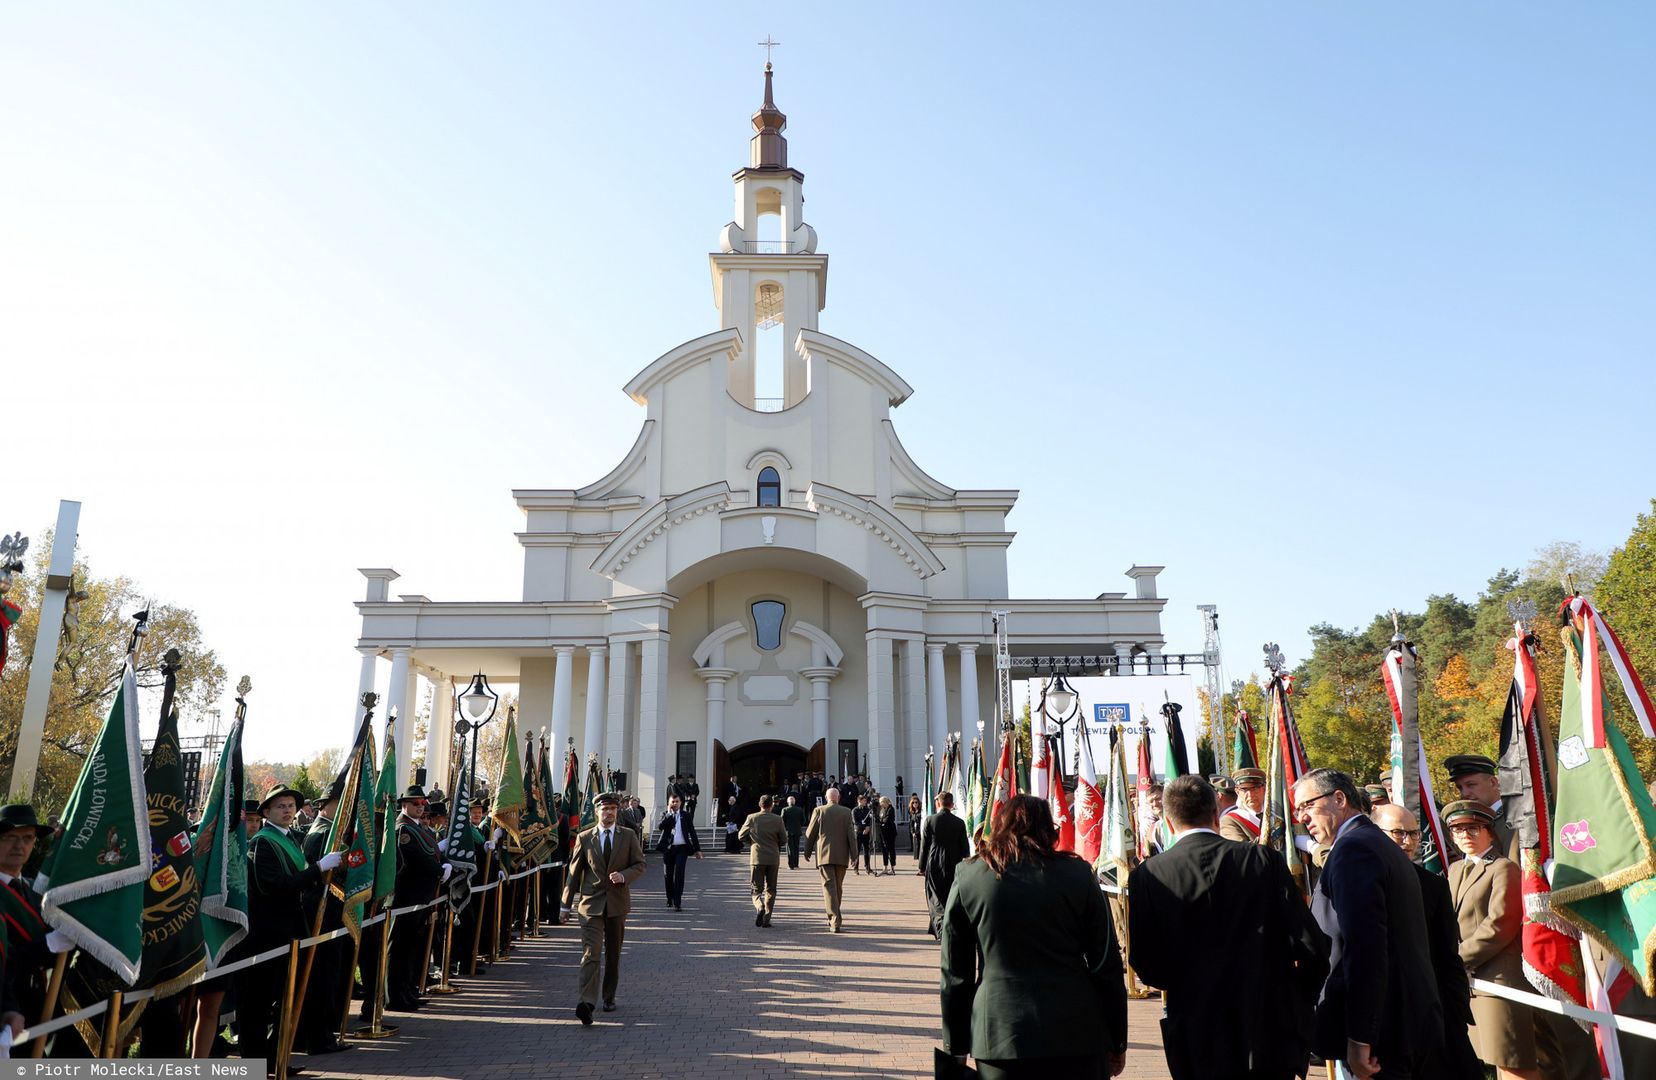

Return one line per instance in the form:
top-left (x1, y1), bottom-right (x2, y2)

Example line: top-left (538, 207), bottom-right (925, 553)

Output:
top-left (354, 68), bottom-right (1170, 818)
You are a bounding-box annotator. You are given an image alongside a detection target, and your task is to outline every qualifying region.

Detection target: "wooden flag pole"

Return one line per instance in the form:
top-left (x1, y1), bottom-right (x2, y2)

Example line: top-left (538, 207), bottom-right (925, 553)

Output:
top-left (351, 908), bottom-right (399, 1039)
top-left (467, 849), bottom-right (493, 976)
top-left (280, 866), bottom-right (334, 1061)
top-left (531, 866), bottom-right (542, 936)
top-left (99, 991), bottom-right (124, 1058)
top-left (274, 939), bottom-right (302, 1078)
top-left (29, 952), bottom-right (68, 1058)
top-left (337, 932), bottom-right (362, 1041)
top-left (489, 872), bottom-right (505, 962)
top-left (429, 907), bottom-right (459, 995)
top-left (418, 904), bottom-right (440, 994)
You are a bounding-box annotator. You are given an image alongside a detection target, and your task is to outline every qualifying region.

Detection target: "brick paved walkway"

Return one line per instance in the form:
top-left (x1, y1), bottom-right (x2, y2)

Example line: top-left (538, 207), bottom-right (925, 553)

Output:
top-left (305, 851), bottom-right (1171, 1079)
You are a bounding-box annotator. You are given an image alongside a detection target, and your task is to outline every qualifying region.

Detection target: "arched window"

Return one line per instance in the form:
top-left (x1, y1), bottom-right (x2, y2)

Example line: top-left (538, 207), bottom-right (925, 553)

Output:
top-left (757, 466), bottom-right (781, 507)
top-left (751, 601), bottom-right (785, 651)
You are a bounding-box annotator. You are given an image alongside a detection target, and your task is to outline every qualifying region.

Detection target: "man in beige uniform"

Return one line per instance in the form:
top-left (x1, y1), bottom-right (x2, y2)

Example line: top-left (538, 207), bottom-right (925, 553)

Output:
top-left (803, 786), bottom-right (858, 932)
top-left (738, 794), bottom-right (789, 927)
top-left (561, 792), bottom-right (646, 1025)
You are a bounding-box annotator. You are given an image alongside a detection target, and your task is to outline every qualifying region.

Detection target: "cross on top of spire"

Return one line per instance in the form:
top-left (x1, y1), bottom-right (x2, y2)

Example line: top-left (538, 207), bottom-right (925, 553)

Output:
top-left (758, 35), bottom-right (781, 69)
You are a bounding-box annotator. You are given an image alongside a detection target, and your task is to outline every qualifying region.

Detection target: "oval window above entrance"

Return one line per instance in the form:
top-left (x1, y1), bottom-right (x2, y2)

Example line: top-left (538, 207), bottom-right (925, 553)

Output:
top-left (751, 600), bottom-right (785, 651)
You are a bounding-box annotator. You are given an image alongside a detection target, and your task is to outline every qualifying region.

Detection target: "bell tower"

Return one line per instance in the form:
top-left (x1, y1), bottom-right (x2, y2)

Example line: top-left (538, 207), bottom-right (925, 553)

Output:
top-left (713, 64), bottom-right (828, 411)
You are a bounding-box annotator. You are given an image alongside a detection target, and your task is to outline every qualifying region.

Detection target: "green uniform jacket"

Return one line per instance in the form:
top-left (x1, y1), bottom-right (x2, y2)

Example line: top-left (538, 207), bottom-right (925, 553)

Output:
top-left (941, 855), bottom-right (1127, 1061)
top-left (739, 811), bottom-right (788, 866)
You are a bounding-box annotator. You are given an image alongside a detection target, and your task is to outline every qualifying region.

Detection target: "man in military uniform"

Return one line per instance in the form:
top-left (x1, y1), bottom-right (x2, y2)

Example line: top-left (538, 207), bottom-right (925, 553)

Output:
top-left (561, 793), bottom-right (645, 1025)
top-left (242, 784), bottom-right (341, 1075)
top-left (0, 805), bottom-right (60, 1031)
top-left (388, 786), bottom-right (447, 1013)
top-left (1364, 784), bottom-right (1390, 809)
top-left (780, 794), bottom-right (807, 869)
top-left (297, 780), bottom-right (350, 1056)
top-left (1210, 775), bottom-right (1237, 816)
top-left (1443, 755), bottom-right (1515, 860)
top-left (683, 774), bottom-right (700, 820)
top-left (738, 795), bottom-right (787, 927)
top-left (1218, 768), bottom-right (1266, 843)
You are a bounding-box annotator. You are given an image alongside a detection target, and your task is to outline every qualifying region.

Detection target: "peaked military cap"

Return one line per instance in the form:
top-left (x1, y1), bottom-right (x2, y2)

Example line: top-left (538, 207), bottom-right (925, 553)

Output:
top-left (1209, 775), bottom-right (1236, 795)
top-left (1231, 767), bottom-right (1266, 787)
top-left (593, 791), bottom-right (621, 807)
top-left (1364, 784), bottom-right (1389, 802)
top-left (1442, 799), bottom-right (1496, 827)
top-left (1444, 754), bottom-right (1497, 779)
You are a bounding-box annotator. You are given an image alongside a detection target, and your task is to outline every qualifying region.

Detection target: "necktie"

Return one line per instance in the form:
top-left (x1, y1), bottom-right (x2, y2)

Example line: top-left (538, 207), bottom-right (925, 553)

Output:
top-left (602, 829), bottom-right (612, 863)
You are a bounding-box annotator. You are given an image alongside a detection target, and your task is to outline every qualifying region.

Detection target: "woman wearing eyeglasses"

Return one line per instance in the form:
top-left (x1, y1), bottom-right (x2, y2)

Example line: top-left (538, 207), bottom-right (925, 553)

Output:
top-left (1444, 799), bottom-right (1537, 1080)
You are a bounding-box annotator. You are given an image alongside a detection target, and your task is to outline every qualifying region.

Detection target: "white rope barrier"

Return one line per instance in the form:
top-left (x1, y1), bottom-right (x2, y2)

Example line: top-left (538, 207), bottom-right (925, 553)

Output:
top-left (1470, 977), bottom-right (1656, 1042)
top-left (13, 860), bottom-right (571, 1045)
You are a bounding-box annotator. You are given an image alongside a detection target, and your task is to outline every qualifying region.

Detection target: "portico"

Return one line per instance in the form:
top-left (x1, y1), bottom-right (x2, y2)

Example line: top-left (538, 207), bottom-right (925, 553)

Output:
top-left (352, 66), bottom-right (1169, 819)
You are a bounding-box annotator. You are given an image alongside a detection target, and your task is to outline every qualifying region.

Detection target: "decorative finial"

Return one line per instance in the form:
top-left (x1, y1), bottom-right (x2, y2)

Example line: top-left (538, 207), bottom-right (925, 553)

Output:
top-left (237, 676), bottom-right (252, 698)
top-left (1389, 608), bottom-right (1405, 644)
top-left (1263, 643), bottom-right (1287, 676)
top-left (758, 34), bottom-right (780, 68)
top-left (1508, 598), bottom-right (1537, 627)
top-left (1229, 678), bottom-right (1245, 697)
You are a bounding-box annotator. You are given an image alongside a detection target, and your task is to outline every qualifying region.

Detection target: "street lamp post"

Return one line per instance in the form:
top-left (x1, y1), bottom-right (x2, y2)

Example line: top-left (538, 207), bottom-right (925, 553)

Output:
top-left (455, 672), bottom-right (500, 804)
top-left (1038, 672), bottom-right (1081, 776)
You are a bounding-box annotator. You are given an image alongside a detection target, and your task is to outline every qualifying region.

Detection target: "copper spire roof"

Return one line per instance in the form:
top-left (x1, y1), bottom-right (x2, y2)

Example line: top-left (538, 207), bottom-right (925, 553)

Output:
top-left (750, 63), bottom-right (788, 169)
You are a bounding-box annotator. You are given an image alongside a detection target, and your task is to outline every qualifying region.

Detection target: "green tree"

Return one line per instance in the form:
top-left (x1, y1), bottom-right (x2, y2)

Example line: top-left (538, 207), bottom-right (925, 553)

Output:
top-left (1596, 498), bottom-right (1656, 780)
top-left (288, 761), bottom-right (320, 804)
top-left (0, 536), bottom-right (226, 811)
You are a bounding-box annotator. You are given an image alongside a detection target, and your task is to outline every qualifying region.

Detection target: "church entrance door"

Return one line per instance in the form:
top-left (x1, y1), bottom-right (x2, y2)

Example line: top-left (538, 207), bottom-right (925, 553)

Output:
top-left (727, 740), bottom-right (807, 800)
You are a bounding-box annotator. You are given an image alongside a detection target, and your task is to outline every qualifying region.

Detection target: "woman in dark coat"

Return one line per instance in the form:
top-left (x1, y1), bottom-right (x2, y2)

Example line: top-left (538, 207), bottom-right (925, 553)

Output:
top-left (941, 794), bottom-right (1128, 1079)
top-left (906, 794), bottom-right (923, 860)
top-left (876, 796), bottom-right (898, 874)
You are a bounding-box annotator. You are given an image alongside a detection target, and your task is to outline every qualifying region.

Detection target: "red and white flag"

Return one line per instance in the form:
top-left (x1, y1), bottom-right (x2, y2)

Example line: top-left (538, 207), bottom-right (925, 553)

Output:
top-left (1134, 728), bottom-right (1156, 860)
top-left (1563, 596), bottom-right (1656, 748)
top-left (1047, 743), bottom-right (1074, 852)
top-left (988, 734), bottom-right (1017, 827)
top-left (1074, 722), bottom-right (1104, 865)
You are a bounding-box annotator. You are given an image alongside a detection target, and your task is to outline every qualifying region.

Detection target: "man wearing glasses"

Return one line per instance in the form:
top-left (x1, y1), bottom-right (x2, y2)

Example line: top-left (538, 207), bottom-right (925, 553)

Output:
top-left (1293, 768), bottom-right (1439, 1080)
top-left (1372, 803), bottom-right (1481, 1078)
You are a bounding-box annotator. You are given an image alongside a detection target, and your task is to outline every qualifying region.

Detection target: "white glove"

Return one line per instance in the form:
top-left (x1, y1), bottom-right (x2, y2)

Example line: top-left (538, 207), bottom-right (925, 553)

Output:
top-left (493, 826), bottom-right (505, 843)
top-left (483, 840), bottom-right (494, 852)
top-left (316, 851), bottom-right (343, 872)
top-left (560, 906), bottom-right (572, 919)
top-left (46, 929), bottom-right (75, 954)
top-left (497, 869), bottom-right (506, 882)
top-left (439, 863), bottom-right (453, 884)
top-left (437, 838), bottom-right (449, 854)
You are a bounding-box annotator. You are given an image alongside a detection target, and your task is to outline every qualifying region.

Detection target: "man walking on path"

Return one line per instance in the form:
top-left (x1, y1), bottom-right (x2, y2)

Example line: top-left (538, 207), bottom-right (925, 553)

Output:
top-left (918, 791), bottom-right (968, 939)
top-left (780, 794), bottom-right (806, 869)
top-left (739, 794), bottom-right (789, 927)
top-left (562, 792), bottom-right (647, 1025)
top-left (654, 792), bottom-right (701, 912)
top-left (803, 786), bottom-right (858, 932)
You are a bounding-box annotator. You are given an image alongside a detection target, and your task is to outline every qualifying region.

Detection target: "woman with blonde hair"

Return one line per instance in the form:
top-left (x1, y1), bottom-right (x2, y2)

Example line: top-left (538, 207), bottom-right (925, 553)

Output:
top-left (876, 795), bottom-right (899, 874)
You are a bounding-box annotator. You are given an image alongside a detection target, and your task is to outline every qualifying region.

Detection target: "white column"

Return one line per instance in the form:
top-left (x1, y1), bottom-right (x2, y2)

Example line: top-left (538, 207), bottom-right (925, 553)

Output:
top-left (430, 675), bottom-right (454, 792)
top-left (9, 500), bottom-right (79, 801)
top-left (1145, 644), bottom-right (1165, 675)
top-left (865, 634), bottom-right (898, 794)
top-left (636, 633), bottom-right (670, 816)
top-left (355, 649), bottom-right (379, 741)
top-left (421, 670), bottom-right (445, 788)
top-left (582, 645), bottom-right (607, 763)
top-left (926, 642), bottom-right (950, 763)
top-left (605, 640), bottom-right (633, 778)
top-left (697, 666), bottom-right (735, 828)
top-left (958, 643), bottom-right (982, 763)
top-left (550, 645), bottom-right (576, 766)
top-left (386, 648), bottom-right (412, 790)
top-left (899, 638), bottom-right (928, 784)
top-left (1114, 643), bottom-right (1134, 676)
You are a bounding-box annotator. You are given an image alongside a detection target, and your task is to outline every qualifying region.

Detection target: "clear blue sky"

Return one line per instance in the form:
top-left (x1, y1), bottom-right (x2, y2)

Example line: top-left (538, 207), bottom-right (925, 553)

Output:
top-left (5, 4), bottom-right (1652, 759)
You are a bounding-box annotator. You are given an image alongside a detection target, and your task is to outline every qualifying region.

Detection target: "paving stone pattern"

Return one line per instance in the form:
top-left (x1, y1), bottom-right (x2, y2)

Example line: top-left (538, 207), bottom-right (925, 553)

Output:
top-left (303, 850), bottom-right (1171, 1080)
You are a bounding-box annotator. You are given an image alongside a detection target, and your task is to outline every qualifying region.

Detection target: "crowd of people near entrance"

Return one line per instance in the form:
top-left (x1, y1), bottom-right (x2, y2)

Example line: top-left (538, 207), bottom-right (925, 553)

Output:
top-left (709, 770), bottom-right (908, 872)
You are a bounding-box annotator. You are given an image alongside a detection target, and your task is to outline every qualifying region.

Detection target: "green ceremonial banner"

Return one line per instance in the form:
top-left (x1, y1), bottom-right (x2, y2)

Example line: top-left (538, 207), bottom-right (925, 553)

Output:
top-left (139, 702), bottom-right (206, 996)
top-left (561, 746), bottom-right (581, 834)
top-left (444, 761), bottom-right (480, 913)
top-left (965, 742), bottom-right (987, 845)
top-left (328, 716), bottom-right (378, 940)
top-left (492, 709), bottom-right (525, 840)
top-left (581, 757), bottom-right (604, 829)
top-left (194, 712), bottom-right (248, 968)
top-left (1231, 711), bottom-right (1257, 770)
top-left (373, 720), bottom-right (399, 904)
top-left (37, 663), bottom-right (154, 984)
top-left (1551, 629), bottom-right (1656, 995)
top-left (541, 738), bottom-right (563, 860)
top-left (518, 732), bottom-right (555, 864)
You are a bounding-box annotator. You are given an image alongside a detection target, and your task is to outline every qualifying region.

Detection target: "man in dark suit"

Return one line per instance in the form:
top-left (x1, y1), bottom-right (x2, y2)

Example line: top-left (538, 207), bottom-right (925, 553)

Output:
top-left (655, 792), bottom-right (701, 912)
top-left (1371, 803), bottom-right (1481, 1080)
top-left (780, 795), bottom-right (807, 869)
top-left (1129, 775), bottom-right (1329, 1080)
top-left (918, 792), bottom-right (969, 939)
top-left (562, 792), bottom-right (646, 1024)
top-left (1295, 768), bottom-right (1440, 1080)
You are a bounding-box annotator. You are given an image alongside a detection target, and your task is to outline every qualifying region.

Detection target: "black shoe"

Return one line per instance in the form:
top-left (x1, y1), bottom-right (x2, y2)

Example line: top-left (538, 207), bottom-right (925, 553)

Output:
top-left (601, 1001), bottom-right (617, 1012)
top-left (576, 1002), bottom-right (594, 1026)
top-left (674, 903), bottom-right (682, 912)
top-left (666, 899), bottom-right (674, 907)
top-left (305, 1038), bottom-right (348, 1056)
top-left (756, 911), bottom-right (764, 926)
top-left (762, 913), bottom-right (772, 927)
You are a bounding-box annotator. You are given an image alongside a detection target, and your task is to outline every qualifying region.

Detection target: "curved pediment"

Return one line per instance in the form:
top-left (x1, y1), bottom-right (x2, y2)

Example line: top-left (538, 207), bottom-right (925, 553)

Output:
top-left (624, 328), bottom-right (744, 405)
top-left (795, 329), bottom-right (913, 407)
top-left (805, 482), bottom-right (946, 579)
top-left (590, 482), bottom-right (734, 579)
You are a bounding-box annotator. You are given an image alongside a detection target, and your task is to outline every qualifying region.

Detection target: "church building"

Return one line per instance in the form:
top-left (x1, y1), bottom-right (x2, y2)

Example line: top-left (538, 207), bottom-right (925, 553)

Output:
top-left (353, 67), bottom-right (1169, 818)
